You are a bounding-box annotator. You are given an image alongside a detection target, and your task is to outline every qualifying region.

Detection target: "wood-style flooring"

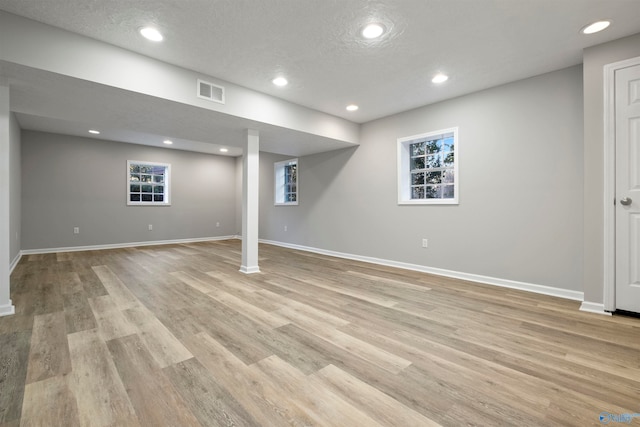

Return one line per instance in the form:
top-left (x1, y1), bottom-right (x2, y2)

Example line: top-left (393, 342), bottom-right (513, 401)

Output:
top-left (1, 240), bottom-right (639, 426)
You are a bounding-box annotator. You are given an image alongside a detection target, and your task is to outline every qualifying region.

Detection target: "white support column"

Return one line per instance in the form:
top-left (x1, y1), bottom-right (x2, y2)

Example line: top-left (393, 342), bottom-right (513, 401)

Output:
top-left (240, 129), bottom-right (260, 274)
top-left (0, 85), bottom-right (15, 316)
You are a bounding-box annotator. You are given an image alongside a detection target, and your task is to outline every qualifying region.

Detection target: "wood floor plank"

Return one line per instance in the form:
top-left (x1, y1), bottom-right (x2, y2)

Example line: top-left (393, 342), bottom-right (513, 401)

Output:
top-left (205, 271), bottom-right (262, 292)
top-left (67, 329), bottom-right (139, 427)
top-left (0, 313), bottom-right (33, 335)
top-left (6, 240), bottom-right (640, 426)
top-left (87, 295), bottom-right (137, 341)
top-left (20, 375), bottom-right (80, 427)
top-left (169, 271), bottom-right (218, 294)
top-left (296, 276), bottom-right (399, 307)
top-left (106, 334), bottom-right (202, 427)
top-left (206, 288), bottom-right (290, 329)
top-left (25, 311), bottom-right (71, 384)
top-left (251, 355), bottom-right (386, 427)
top-left (313, 364), bottom-right (442, 427)
top-left (183, 302), bottom-right (274, 365)
top-left (92, 266), bottom-right (139, 310)
top-left (122, 305), bottom-right (193, 368)
top-left (58, 272), bottom-right (85, 295)
top-left (0, 331), bottom-right (31, 424)
top-left (275, 305), bottom-right (412, 374)
top-left (62, 291), bottom-right (97, 334)
top-left (163, 357), bottom-right (261, 427)
top-left (257, 289), bottom-right (350, 328)
top-left (183, 332), bottom-right (316, 427)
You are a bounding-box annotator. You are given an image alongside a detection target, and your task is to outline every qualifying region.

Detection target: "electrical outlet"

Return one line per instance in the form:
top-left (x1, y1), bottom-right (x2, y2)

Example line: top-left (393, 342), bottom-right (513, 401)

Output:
top-left (148, 224), bottom-right (153, 231)
top-left (284, 225), bottom-right (288, 232)
top-left (73, 227), bottom-right (80, 234)
top-left (422, 238), bottom-right (428, 248)
top-left (216, 222), bottom-right (220, 227)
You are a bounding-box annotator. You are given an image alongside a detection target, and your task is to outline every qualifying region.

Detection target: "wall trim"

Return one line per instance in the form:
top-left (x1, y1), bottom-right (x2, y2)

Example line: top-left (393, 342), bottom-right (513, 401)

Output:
top-left (0, 300), bottom-right (15, 317)
top-left (10, 252), bottom-right (22, 274)
top-left (579, 301), bottom-right (612, 316)
top-left (20, 235), bottom-right (238, 255)
top-left (239, 265), bottom-right (261, 274)
top-left (260, 239), bottom-right (584, 302)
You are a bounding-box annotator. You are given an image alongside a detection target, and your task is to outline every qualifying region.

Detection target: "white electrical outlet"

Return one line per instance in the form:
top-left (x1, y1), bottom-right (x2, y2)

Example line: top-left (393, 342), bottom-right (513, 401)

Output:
top-left (73, 227), bottom-right (79, 234)
top-left (148, 224), bottom-right (153, 231)
top-left (216, 222), bottom-right (220, 227)
top-left (422, 238), bottom-right (428, 248)
top-left (284, 225), bottom-right (288, 232)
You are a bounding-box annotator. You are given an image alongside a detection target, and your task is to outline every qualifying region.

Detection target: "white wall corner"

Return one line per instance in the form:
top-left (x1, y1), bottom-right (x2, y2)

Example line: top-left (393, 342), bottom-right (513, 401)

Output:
top-left (579, 301), bottom-right (613, 316)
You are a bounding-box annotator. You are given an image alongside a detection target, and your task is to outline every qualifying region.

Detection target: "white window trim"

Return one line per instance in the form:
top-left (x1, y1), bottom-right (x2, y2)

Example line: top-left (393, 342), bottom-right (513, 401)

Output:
top-left (274, 158), bottom-right (298, 206)
top-left (397, 127), bottom-right (459, 205)
top-left (127, 160), bottom-right (171, 206)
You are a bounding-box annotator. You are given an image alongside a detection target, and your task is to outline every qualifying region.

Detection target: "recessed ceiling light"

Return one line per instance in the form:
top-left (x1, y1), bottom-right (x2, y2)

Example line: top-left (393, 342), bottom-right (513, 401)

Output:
top-left (346, 104), bottom-right (359, 111)
top-left (272, 77), bottom-right (288, 87)
top-left (432, 73), bottom-right (449, 84)
top-left (220, 148), bottom-right (229, 153)
top-left (88, 129), bottom-right (100, 134)
top-left (163, 140), bottom-right (173, 145)
top-left (361, 23), bottom-right (385, 39)
top-left (139, 27), bottom-right (164, 42)
top-left (581, 20), bottom-right (611, 34)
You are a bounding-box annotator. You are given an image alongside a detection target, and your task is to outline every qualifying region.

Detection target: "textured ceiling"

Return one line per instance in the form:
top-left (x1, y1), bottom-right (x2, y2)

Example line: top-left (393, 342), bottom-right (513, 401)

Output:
top-left (1, 0), bottom-right (640, 153)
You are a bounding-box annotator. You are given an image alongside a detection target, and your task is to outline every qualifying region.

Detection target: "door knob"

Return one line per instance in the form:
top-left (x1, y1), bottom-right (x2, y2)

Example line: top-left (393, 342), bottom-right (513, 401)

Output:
top-left (620, 197), bottom-right (632, 206)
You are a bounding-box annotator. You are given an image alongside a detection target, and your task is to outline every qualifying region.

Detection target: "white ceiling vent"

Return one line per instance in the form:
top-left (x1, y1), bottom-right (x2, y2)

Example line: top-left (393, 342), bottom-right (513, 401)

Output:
top-left (197, 79), bottom-right (225, 104)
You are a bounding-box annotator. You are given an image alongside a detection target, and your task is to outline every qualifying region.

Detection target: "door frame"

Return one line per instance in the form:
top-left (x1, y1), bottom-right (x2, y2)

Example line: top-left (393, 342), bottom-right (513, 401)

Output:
top-left (603, 55), bottom-right (640, 312)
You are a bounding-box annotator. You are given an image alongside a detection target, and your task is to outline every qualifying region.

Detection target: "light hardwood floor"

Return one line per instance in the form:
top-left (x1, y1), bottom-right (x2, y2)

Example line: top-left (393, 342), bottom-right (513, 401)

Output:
top-left (1, 240), bottom-right (639, 426)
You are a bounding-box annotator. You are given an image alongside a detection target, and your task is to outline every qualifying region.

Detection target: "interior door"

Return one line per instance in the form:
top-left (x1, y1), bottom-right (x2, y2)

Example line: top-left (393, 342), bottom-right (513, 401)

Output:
top-left (615, 63), bottom-right (640, 313)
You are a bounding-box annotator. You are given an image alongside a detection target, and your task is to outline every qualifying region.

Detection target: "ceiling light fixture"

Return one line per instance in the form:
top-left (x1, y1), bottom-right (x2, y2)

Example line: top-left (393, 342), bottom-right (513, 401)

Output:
top-left (220, 148), bottom-right (229, 153)
top-left (272, 77), bottom-right (288, 87)
top-left (361, 23), bottom-right (385, 39)
top-left (139, 27), bottom-right (164, 42)
top-left (346, 104), bottom-right (359, 111)
top-left (88, 129), bottom-right (100, 134)
top-left (163, 140), bottom-right (173, 145)
top-left (581, 20), bottom-right (611, 34)
top-left (432, 73), bottom-right (449, 84)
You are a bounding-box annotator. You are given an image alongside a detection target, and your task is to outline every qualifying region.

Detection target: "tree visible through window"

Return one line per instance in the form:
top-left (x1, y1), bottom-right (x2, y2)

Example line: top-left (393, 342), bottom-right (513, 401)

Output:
top-left (397, 128), bottom-right (458, 205)
top-left (127, 161), bottom-right (171, 205)
top-left (274, 158), bottom-right (298, 205)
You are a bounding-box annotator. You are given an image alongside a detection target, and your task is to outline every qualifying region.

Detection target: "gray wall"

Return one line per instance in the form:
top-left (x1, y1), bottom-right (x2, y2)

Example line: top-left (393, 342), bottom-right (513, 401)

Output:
top-left (260, 66), bottom-right (584, 292)
top-left (582, 32), bottom-right (640, 303)
top-left (259, 151), bottom-right (299, 240)
top-left (9, 113), bottom-right (20, 264)
top-left (22, 131), bottom-right (237, 250)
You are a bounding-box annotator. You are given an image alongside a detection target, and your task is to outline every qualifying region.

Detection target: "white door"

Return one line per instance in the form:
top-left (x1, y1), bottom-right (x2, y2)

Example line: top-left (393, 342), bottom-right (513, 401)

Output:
top-left (615, 63), bottom-right (640, 313)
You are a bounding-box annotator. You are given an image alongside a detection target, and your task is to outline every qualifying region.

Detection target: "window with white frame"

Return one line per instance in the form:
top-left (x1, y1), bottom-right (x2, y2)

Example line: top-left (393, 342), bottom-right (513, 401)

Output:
top-left (127, 161), bottom-right (171, 205)
top-left (274, 158), bottom-right (298, 205)
top-left (397, 127), bottom-right (458, 205)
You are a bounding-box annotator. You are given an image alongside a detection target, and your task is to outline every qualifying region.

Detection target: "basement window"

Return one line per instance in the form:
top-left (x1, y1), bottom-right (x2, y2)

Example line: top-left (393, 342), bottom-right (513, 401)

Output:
top-left (275, 159), bottom-right (298, 205)
top-left (397, 127), bottom-right (458, 205)
top-left (127, 161), bottom-right (171, 206)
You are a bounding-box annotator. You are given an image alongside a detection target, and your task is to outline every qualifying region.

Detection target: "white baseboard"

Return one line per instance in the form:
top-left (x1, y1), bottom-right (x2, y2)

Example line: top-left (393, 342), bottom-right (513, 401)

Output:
top-left (14, 236), bottom-right (586, 304)
top-left (260, 239), bottom-right (585, 302)
top-left (0, 300), bottom-right (15, 317)
top-left (20, 235), bottom-right (238, 255)
top-left (10, 252), bottom-right (22, 274)
top-left (579, 301), bottom-right (612, 316)
top-left (239, 265), bottom-right (261, 274)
